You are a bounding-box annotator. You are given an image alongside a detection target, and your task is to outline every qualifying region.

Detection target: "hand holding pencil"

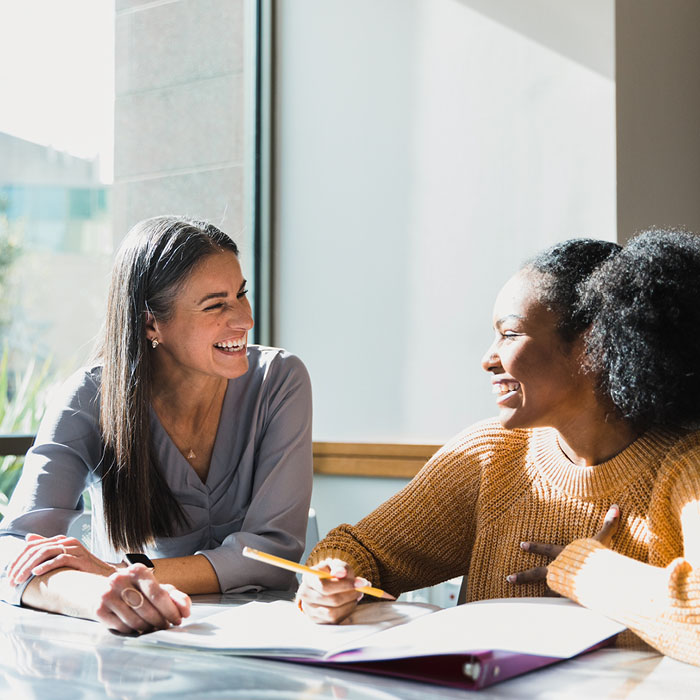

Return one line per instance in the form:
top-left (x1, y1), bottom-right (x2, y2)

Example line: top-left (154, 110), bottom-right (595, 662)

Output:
top-left (242, 547), bottom-right (395, 625)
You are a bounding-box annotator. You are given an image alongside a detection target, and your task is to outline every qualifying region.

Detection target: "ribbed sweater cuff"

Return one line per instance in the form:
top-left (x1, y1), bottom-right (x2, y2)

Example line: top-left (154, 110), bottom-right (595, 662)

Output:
top-left (547, 538), bottom-right (604, 601)
top-left (548, 539), bottom-right (700, 665)
top-left (547, 538), bottom-right (670, 622)
top-left (306, 547), bottom-right (366, 579)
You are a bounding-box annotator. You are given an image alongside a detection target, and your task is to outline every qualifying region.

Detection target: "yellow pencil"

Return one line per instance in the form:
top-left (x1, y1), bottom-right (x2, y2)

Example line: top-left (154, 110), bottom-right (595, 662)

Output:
top-left (242, 546), bottom-right (396, 600)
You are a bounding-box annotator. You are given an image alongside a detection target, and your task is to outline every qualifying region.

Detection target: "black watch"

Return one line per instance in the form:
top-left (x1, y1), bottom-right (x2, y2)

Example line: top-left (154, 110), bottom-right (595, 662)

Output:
top-left (125, 552), bottom-right (155, 568)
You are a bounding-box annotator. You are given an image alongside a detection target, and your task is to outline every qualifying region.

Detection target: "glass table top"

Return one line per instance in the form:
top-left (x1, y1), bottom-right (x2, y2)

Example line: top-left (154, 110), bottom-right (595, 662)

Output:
top-left (1, 592), bottom-right (698, 699)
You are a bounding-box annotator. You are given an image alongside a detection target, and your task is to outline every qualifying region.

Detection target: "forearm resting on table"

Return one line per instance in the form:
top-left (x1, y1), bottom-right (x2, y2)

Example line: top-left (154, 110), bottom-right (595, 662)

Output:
top-left (22, 568), bottom-right (110, 619)
top-left (21, 553), bottom-right (219, 616)
top-left (151, 553), bottom-right (220, 595)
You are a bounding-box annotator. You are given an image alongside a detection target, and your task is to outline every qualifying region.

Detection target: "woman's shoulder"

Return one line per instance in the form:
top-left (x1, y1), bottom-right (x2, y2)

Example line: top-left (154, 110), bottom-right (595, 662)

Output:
top-left (43, 365), bottom-right (102, 410)
top-left (229, 347), bottom-right (311, 416)
top-left (654, 428), bottom-right (700, 477)
top-left (245, 345), bottom-right (310, 383)
top-left (63, 364), bottom-right (103, 392)
top-left (430, 417), bottom-right (534, 466)
top-left (34, 365), bottom-right (104, 443)
top-left (55, 365), bottom-right (103, 410)
top-left (451, 417), bottom-right (533, 451)
top-left (643, 428), bottom-right (700, 518)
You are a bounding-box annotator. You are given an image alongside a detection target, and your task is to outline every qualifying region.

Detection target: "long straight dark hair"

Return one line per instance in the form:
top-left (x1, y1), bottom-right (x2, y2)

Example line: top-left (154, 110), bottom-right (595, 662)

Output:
top-left (96, 216), bottom-right (239, 551)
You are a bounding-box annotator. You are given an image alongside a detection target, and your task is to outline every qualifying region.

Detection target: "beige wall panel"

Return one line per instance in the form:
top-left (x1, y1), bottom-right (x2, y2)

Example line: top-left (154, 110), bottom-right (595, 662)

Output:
top-left (617, 0), bottom-right (700, 241)
top-left (112, 165), bottom-right (244, 244)
top-left (115, 0), bottom-right (160, 10)
top-left (115, 0), bottom-right (243, 94)
top-left (115, 74), bottom-right (244, 177)
top-left (113, 0), bottom-right (248, 251)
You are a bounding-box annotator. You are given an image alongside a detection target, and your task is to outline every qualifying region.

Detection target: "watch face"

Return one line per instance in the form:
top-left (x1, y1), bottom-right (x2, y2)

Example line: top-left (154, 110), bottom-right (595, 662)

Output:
top-left (125, 552), bottom-right (155, 568)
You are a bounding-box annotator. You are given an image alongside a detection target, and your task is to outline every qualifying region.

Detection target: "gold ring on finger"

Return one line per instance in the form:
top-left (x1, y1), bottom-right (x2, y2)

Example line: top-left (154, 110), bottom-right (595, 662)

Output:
top-left (120, 588), bottom-right (145, 610)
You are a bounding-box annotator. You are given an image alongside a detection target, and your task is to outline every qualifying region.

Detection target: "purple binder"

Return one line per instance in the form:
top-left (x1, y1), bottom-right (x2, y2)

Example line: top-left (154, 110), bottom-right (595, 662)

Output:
top-left (286, 638), bottom-right (615, 690)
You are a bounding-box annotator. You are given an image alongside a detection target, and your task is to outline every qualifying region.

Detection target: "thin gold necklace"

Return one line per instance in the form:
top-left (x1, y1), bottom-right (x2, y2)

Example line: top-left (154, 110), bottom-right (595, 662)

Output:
top-left (160, 381), bottom-right (226, 462)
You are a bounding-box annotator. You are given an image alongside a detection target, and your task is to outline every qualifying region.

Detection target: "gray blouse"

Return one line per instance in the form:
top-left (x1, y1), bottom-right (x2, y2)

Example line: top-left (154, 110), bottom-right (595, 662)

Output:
top-left (0, 345), bottom-right (313, 600)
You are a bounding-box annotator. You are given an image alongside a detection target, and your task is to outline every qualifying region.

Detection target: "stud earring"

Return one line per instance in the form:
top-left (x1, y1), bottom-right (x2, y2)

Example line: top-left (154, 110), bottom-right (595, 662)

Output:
top-left (151, 339), bottom-right (159, 349)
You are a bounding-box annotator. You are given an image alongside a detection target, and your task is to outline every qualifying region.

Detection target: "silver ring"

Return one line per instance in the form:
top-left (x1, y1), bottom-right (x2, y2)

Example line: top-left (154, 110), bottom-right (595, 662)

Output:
top-left (60, 544), bottom-right (67, 555)
top-left (120, 588), bottom-right (145, 610)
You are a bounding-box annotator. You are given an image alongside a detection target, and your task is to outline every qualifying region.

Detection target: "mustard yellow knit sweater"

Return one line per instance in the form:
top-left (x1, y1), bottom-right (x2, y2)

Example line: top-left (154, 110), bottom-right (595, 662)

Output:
top-left (308, 418), bottom-right (700, 666)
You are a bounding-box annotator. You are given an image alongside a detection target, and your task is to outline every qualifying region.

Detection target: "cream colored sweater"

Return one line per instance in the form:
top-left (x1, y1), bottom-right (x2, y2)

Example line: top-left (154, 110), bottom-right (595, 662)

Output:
top-left (309, 418), bottom-right (700, 666)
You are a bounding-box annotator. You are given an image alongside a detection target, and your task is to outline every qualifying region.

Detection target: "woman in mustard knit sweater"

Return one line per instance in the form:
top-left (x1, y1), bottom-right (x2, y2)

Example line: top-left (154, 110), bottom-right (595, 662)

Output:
top-left (299, 229), bottom-right (700, 667)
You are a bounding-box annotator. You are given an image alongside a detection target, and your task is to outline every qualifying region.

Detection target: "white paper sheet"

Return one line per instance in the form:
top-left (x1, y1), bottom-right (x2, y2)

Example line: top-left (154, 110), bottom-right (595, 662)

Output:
top-left (137, 597), bottom-right (625, 663)
top-left (141, 600), bottom-right (437, 658)
top-left (332, 598), bottom-right (626, 662)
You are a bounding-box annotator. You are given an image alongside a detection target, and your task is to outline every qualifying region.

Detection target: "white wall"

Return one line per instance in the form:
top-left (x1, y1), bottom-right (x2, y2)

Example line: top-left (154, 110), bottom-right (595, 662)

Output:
top-left (275, 0), bottom-right (615, 445)
top-left (274, 0), bottom-right (616, 532)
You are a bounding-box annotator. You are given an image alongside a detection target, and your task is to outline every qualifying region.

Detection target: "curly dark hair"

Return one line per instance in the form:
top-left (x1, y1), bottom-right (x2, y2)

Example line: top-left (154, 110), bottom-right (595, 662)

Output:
top-left (524, 238), bottom-right (622, 343)
top-left (580, 228), bottom-right (700, 430)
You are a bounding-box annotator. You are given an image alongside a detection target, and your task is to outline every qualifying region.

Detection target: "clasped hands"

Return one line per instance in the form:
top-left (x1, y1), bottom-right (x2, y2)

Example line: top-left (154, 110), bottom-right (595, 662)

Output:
top-left (297, 505), bottom-right (620, 624)
top-left (6, 533), bottom-right (190, 634)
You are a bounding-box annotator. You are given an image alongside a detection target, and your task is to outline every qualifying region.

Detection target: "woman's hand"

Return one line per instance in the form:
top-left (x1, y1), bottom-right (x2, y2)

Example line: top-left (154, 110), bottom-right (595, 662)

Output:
top-left (93, 563), bottom-right (191, 634)
top-left (296, 558), bottom-right (370, 624)
top-left (7, 533), bottom-right (116, 585)
top-left (12, 542), bottom-right (192, 634)
top-left (507, 504), bottom-right (620, 587)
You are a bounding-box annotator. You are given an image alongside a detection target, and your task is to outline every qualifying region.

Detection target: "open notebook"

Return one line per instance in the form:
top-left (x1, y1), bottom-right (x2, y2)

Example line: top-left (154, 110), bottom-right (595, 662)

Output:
top-left (136, 597), bottom-right (626, 690)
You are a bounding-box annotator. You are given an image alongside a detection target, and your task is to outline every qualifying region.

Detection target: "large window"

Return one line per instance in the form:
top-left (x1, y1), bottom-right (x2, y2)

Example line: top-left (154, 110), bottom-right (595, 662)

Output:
top-left (0, 0), bottom-right (259, 505)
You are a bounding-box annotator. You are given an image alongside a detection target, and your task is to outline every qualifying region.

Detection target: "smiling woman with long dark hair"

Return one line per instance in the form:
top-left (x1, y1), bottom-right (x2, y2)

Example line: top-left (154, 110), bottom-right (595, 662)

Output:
top-left (297, 229), bottom-right (700, 667)
top-left (0, 216), bottom-right (313, 633)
